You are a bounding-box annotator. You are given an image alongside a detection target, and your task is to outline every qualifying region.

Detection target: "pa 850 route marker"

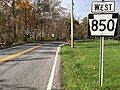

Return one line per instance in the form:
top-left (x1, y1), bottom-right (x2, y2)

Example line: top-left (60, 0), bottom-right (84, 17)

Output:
top-left (88, 13), bottom-right (118, 36)
top-left (88, 0), bottom-right (118, 89)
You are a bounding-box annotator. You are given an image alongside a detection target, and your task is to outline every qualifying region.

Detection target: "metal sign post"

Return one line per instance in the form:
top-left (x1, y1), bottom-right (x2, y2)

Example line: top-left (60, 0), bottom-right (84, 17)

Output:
top-left (100, 36), bottom-right (104, 89)
top-left (100, 1), bottom-right (104, 89)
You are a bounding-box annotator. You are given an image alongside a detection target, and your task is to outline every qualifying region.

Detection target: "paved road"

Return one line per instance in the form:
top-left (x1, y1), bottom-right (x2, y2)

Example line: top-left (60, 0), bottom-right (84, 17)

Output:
top-left (0, 42), bottom-right (65, 90)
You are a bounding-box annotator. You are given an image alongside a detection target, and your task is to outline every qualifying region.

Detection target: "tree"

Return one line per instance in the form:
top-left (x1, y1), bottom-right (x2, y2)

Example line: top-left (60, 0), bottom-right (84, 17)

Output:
top-left (0, 0), bottom-right (69, 47)
top-left (16, 0), bottom-right (33, 42)
top-left (78, 17), bottom-right (88, 39)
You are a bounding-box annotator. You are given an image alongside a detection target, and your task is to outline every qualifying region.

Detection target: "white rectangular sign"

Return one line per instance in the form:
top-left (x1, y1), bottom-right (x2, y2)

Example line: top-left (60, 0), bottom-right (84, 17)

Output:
top-left (92, 1), bottom-right (115, 13)
top-left (88, 13), bottom-right (118, 36)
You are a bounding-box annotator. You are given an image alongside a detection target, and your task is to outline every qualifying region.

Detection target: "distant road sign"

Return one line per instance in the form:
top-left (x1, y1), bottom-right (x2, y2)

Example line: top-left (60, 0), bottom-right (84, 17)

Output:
top-left (92, 1), bottom-right (115, 13)
top-left (88, 13), bottom-right (118, 36)
top-left (25, 30), bottom-right (30, 35)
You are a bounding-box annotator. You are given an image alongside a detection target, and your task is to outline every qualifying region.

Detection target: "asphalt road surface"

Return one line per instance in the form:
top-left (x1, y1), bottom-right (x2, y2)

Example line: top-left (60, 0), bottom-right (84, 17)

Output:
top-left (0, 41), bottom-right (65, 90)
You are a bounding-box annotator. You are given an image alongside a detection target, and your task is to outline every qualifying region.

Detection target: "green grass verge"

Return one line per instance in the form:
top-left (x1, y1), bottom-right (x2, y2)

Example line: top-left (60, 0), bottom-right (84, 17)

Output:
top-left (61, 40), bottom-right (120, 90)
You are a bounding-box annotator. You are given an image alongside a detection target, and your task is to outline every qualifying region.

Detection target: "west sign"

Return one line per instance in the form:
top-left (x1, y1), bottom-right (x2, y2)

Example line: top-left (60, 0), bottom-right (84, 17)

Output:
top-left (92, 1), bottom-right (115, 13)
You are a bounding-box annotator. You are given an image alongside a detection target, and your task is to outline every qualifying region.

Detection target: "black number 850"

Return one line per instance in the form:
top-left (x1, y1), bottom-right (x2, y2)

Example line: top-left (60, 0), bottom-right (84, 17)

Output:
top-left (92, 19), bottom-right (114, 31)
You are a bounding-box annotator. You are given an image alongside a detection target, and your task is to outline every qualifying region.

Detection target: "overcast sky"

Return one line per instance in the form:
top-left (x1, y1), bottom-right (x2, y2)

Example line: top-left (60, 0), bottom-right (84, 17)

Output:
top-left (61, 0), bottom-right (120, 20)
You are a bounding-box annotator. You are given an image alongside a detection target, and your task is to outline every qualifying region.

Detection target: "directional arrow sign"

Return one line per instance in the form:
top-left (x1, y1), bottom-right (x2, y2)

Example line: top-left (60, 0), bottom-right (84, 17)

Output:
top-left (88, 13), bottom-right (118, 36)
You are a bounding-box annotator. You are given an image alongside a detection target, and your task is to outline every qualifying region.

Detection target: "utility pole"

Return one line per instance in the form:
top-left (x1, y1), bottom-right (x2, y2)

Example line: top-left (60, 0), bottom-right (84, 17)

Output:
top-left (70, 0), bottom-right (74, 48)
top-left (12, 0), bottom-right (16, 44)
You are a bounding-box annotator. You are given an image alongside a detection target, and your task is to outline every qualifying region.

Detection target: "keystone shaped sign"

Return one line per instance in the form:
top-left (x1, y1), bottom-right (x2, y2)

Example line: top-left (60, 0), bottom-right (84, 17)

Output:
top-left (88, 13), bottom-right (118, 36)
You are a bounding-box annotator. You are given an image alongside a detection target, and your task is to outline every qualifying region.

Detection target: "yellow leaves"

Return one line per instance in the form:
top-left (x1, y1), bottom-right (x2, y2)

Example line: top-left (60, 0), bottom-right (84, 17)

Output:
top-left (16, 5), bottom-right (20, 9)
top-left (22, 0), bottom-right (28, 3)
top-left (21, 0), bottom-right (32, 9)
top-left (15, 0), bottom-right (33, 27)
top-left (16, 0), bottom-right (32, 10)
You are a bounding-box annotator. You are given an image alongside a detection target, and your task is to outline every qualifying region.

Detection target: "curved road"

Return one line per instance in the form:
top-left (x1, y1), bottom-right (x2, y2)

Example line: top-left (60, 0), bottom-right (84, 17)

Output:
top-left (0, 42), bottom-right (65, 90)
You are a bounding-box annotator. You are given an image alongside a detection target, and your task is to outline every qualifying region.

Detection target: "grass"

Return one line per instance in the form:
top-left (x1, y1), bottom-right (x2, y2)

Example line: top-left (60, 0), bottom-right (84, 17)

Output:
top-left (61, 40), bottom-right (120, 90)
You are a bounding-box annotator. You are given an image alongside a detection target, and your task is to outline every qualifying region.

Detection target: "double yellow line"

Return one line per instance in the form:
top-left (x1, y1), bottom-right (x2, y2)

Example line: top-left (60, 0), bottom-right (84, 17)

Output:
top-left (0, 46), bottom-right (40, 62)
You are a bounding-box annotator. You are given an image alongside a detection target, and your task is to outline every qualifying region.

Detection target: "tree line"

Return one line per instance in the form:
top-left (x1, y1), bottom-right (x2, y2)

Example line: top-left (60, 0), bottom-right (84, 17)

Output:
top-left (0, 0), bottom-right (70, 46)
top-left (0, 0), bottom-right (120, 47)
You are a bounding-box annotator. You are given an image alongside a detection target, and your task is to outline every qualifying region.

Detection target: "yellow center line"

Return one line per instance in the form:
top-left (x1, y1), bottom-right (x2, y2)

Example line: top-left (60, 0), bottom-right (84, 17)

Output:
top-left (0, 46), bottom-right (40, 62)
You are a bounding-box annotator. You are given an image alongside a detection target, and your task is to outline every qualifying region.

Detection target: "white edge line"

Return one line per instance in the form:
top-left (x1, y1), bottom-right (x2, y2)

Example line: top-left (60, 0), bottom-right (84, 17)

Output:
top-left (46, 44), bottom-right (63, 90)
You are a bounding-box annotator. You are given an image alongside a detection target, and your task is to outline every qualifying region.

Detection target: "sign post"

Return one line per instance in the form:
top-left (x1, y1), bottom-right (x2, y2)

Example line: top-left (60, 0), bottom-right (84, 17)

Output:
top-left (88, 0), bottom-right (118, 89)
top-left (100, 36), bottom-right (104, 89)
top-left (100, 0), bottom-right (104, 89)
